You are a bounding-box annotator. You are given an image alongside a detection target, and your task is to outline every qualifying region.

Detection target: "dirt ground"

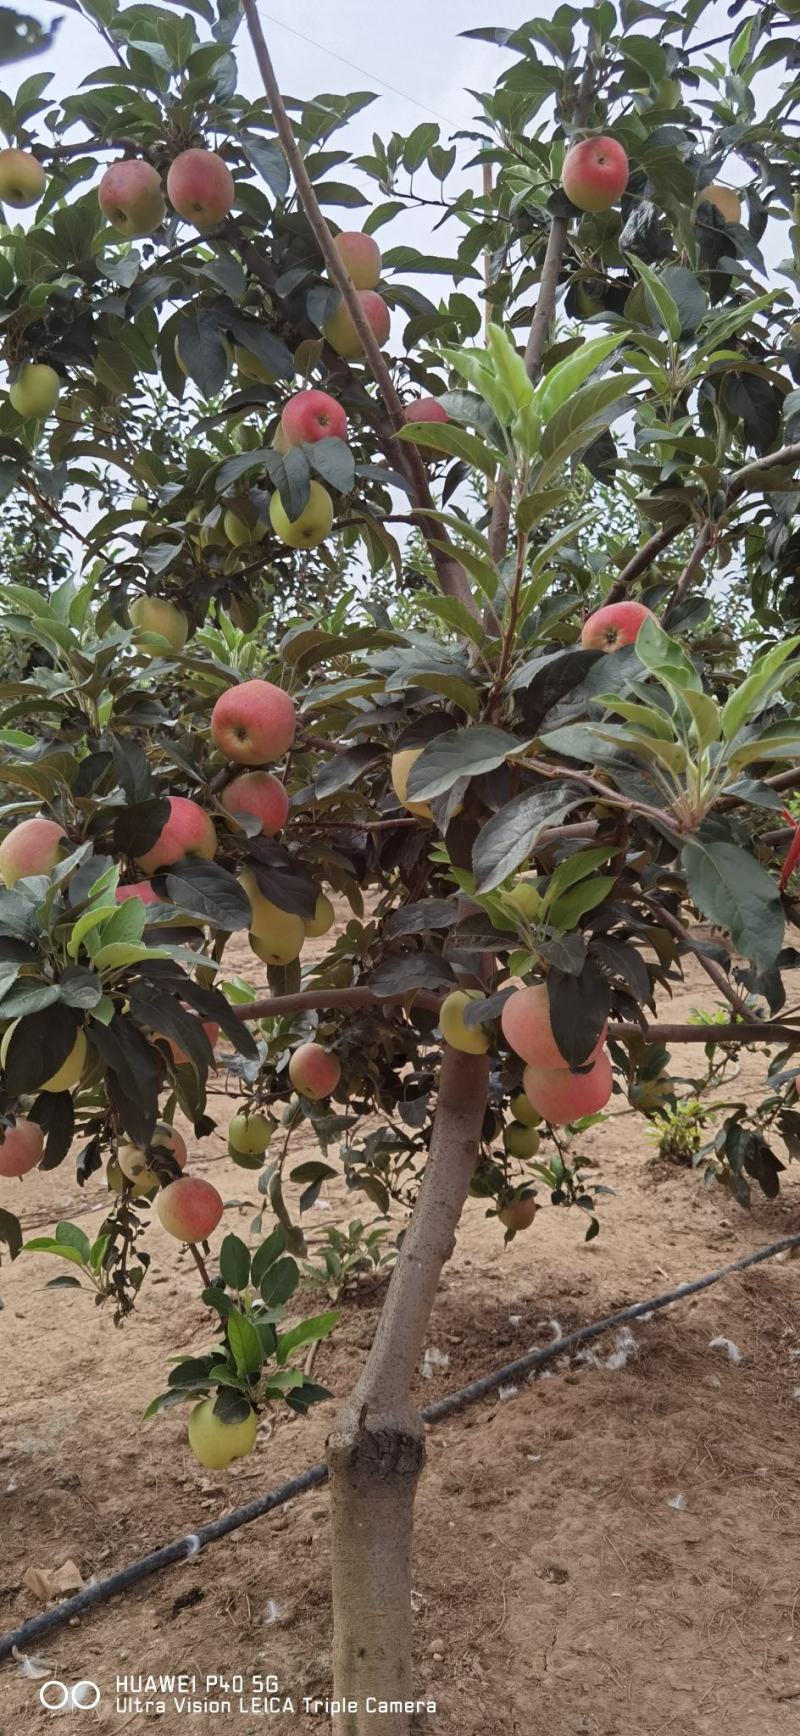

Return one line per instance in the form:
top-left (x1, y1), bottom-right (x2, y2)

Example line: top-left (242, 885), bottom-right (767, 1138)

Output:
top-left (2, 936), bottom-right (800, 1736)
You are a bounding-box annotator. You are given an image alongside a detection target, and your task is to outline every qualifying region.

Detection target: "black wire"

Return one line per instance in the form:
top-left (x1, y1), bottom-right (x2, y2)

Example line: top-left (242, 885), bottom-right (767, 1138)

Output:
top-left (2, 1229), bottom-right (799, 1665)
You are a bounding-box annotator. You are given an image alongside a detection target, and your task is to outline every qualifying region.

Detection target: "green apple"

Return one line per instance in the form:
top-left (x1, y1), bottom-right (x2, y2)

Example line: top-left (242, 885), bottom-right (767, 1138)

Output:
top-left (187, 1398), bottom-right (257, 1469)
top-left (9, 363), bottom-right (60, 419)
top-left (269, 480), bottom-right (334, 549)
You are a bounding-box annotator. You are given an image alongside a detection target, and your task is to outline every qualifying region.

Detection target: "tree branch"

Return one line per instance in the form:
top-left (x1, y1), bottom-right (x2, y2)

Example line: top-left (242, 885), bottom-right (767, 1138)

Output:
top-left (640, 897), bottom-right (751, 1018)
top-left (240, 0), bottom-right (479, 621)
top-left (603, 521), bottom-right (683, 604)
top-left (663, 521), bottom-right (712, 621)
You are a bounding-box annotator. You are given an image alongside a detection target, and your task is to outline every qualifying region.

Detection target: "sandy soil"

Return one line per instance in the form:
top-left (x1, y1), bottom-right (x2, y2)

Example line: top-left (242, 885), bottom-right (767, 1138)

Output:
top-left (1, 942), bottom-right (800, 1736)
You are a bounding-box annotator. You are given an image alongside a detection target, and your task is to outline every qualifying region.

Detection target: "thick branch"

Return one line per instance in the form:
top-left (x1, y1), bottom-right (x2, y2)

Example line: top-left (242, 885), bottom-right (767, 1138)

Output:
top-left (240, 0), bottom-right (478, 620)
top-left (230, 991), bottom-right (800, 1047)
top-left (604, 521), bottom-right (683, 604)
top-left (664, 521), bottom-right (712, 620)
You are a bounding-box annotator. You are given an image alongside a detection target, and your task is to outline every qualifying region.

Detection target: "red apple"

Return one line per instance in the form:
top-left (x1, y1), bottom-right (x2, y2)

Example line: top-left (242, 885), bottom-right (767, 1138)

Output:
top-left (0, 1117), bottom-right (44, 1177)
top-left (580, 600), bottom-right (656, 652)
top-left (166, 149), bottom-right (234, 230)
top-left (157, 1175), bottom-right (223, 1242)
top-left (98, 160), bottom-right (165, 238)
top-left (281, 389), bottom-right (348, 447)
top-left (220, 771), bottom-right (289, 836)
top-left (323, 289), bottom-right (391, 360)
top-left (134, 796), bottom-right (217, 873)
top-left (211, 679), bottom-right (296, 765)
top-left (403, 397), bottom-right (449, 424)
top-left (0, 816), bottom-right (65, 887)
top-left (115, 880), bottom-right (160, 905)
top-left (333, 230), bottom-right (381, 289)
top-left (561, 136), bottom-right (629, 213)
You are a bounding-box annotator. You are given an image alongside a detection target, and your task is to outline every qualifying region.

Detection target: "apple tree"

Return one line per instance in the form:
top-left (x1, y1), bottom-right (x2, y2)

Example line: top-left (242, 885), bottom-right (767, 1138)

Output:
top-left (2, 0), bottom-right (800, 1728)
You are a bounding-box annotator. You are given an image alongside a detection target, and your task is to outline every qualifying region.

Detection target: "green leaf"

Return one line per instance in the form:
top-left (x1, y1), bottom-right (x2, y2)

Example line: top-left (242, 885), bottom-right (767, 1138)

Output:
top-left (472, 783), bottom-right (585, 892)
top-left (486, 323), bottom-right (534, 413)
top-left (721, 637), bottom-right (800, 741)
top-left (549, 876), bottom-right (617, 929)
top-left (534, 335), bottom-right (623, 423)
top-left (219, 1233), bottom-right (251, 1291)
top-left (407, 726), bottom-right (523, 801)
top-left (275, 1309), bottom-right (339, 1365)
top-left (259, 1255), bottom-right (300, 1308)
top-left (396, 421), bottom-right (507, 479)
top-left (627, 256), bottom-right (681, 342)
top-left (635, 615), bottom-right (702, 692)
top-left (682, 836), bottom-right (784, 972)
top-left (227, 1310), bottom-right (264, 1378)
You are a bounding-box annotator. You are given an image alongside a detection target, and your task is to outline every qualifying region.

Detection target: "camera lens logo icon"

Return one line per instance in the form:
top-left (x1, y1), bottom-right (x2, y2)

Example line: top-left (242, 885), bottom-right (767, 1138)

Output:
top-left (39, 1680), bottom-right (101, 1711)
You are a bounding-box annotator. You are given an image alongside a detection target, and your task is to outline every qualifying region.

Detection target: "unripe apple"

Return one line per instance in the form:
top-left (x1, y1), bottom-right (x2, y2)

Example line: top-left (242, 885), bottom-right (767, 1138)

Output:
top-left (165, 1021), bottom-right (219, 1067)
top-left (129, 595), bottom-right (189, 654)
top-left (580, 600), bottom-right (655, 652)
top-left (1, 1021), bottom-right (87, 1093)
top-left (304, 892), bottom-right (335, 938)
top-left (223, 504), bottom-right (268, 547)
top-left (697, 183), bottom-right (741, 225)
top-left (323, 289), bottom-right (391, 359)
top-left (0, 147), bottom-right (45, 208)
top-left (333, 230), bottom-right (381, 289)
top-left (211, 679), bottom-right (296, 765)
top-left (135, 795), bottom-right (216, 874)
top-left (390, 748), bottom-right (433, 821)
top-left (509, 1091), bottom-right (541, 1129)
top-left (504, 881), bottom-right (541, 922)
top-left (167, 148), bottom-right (234, 230)
top-left (240, 871), bottom-right (305, 965)
top-left (269, 480), bottom-right (334, 550)
top-left (157, 1174), bottom-right (224, 1242)
top-left (403, 397), bottom-right (449, 424)
top-left (115, 880), bottom-right (160, 905)
top-left (522, 1050), bottom-right (613, 1124)
top-left (220, 771), bottom-right (289, 837)
top-left (281, 389), bottom-right (348, 447)
top-left (561, 136), bottom-right (629, 213)
top-left (0, 1117), bottom-right (44, 1177)
top-left (502, 982), bottom-right (607, 1070)
top-left (439, 989), bottom-right (490, 1056)
top-left (9, 362), bottom-right (60, 419)
top-left (228, 1110), bottom-right (272, 1156)
top-left (499, 1197), bottom-right (538, 1232)
top-left (118, 1121), bottom-right (187, 1191)
top-left (0, 816), bottom-right (65, 886)
top-left (272, 423), bottom-right (291, 454)
top-left (187, 1397), bottom-right (257, 1469)
top-left (235, 345), bottom-right (277, 384)
top-left (288, 1041), bottom-right (341, 1100)
top-left (503, 1122), bottom-right (540, 1159)
top-left (98, 159), bottom-right (165, 237)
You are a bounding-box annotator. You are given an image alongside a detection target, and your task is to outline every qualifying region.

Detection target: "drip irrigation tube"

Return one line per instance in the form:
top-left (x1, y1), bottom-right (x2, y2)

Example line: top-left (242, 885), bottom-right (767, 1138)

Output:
top-left (2, 1229), bottom-right (799, 1665)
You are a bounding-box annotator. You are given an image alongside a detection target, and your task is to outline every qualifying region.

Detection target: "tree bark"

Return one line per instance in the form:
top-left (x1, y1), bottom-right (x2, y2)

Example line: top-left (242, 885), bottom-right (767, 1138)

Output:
top-left (326, 1044), bottom-right (490, 1735)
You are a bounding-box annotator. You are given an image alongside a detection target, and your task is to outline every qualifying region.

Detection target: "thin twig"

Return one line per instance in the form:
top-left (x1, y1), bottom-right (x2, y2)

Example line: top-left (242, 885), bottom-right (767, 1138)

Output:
top-left (641, 897), bottom-right (751, 1018)
top-left (240, 0), bottom-right (478, 621)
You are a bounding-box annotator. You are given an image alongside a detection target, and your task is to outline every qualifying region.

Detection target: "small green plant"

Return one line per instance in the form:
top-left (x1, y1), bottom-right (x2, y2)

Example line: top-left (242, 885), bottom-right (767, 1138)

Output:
top-left (648, 1098), bottom-right (712, 1165)
top-left (303, 1220), bottom-right (397, 1302)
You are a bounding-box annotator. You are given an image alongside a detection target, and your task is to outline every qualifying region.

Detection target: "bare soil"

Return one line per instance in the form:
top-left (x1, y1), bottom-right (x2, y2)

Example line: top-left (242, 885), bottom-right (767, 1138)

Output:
top-left (2, 941), bottom-right (800, 1736)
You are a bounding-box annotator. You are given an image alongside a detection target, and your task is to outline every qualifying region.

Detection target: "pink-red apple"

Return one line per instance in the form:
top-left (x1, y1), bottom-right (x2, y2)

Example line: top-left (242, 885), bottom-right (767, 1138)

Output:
top-left (580, 600), bottom-right (655, 652)
top-left (220, 771), bottom-right (289, 836)
top-left (157, 1175), bottom-right (223, 1242)
top-left (502, 982), bottom-right (607, 1070)
top-left (166, 149), bottom-right (234, 230)
top-left (333, 230), bottom-right (381, 289)
top-left (499, 1196), bottom-right (538, 1232)
top-left (404, 398), bottom-right (449, 424)
top-left (281, 389), bottom-right (348, 447)
top-left (288, 1042), bottom-right (341, 1100)
top-left (115, 880), bottom-right (160, 905)
top-left (323, 289), bottom-right (391, 359)
top-left (0, 147), bottom-right (45, 208)
top-left (561, 136), bottom-right (629, 212)
top-left (0, 1117), bottom-right (44, 1177)
top-left (0, 816), bottom-right (65, 887)
top-left (211, 679), bottom-right (296, 765)
top-left (98, 160), bottom-right (165, 237)
top-left (522, 1051), bottom-right (613, 1123)
top-left (134, 796), bottom-right (217, 873)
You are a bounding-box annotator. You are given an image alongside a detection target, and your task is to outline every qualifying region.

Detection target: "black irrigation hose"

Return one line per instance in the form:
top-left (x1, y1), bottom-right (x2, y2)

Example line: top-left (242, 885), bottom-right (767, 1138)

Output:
top-left (2, 1228), bottom-right (799, 1665)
